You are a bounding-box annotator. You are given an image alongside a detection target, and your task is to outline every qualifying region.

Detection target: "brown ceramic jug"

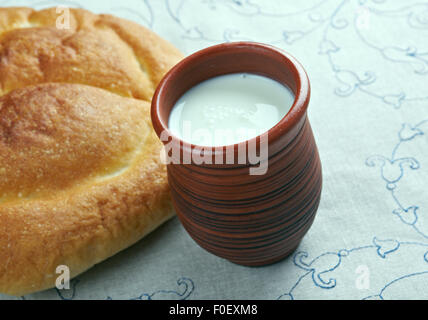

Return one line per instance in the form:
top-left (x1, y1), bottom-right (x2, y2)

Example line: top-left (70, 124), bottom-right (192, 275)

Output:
top-left (151, 42), bottom-right (322, 266)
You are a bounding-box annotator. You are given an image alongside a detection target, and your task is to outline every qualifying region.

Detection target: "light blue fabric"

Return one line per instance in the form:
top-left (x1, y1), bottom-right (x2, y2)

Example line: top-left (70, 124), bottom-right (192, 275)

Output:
top-left (1, 0), bottom-right (427, 300)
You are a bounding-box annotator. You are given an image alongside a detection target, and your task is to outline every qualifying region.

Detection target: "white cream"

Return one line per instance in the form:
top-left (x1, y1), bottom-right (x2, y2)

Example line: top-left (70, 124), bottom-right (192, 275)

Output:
top-left (168, 73), bottom-right (295, 147)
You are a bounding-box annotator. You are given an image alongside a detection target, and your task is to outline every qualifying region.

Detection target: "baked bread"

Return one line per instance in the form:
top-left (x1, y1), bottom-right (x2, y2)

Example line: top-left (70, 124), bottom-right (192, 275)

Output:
top-left (0, 7), bottom-right (182, 296)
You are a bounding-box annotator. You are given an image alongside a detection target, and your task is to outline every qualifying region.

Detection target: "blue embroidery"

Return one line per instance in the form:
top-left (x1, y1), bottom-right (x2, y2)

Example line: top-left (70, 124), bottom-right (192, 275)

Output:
top-left (277, 239), bottom-right (428, 300)
top-left (54, 277), bottom-right (194, 300)
top-left (366, 120), bottom-right (427, 238)
top-left (164, 0), bottom-right (428, 108)
top-left (363, 271), bottom-right (428, 300)
top-left (373, 237), bottom-right (400, 259)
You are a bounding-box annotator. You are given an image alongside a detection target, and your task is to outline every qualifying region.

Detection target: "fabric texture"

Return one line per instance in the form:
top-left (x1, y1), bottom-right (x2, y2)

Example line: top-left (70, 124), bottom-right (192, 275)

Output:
top-left (1, 0), bottom-right (427, 300)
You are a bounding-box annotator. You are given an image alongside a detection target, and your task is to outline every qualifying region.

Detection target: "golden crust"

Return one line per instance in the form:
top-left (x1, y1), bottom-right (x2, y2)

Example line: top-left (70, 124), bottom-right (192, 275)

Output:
top-left (0, 7), bottom-right (182, 99)
top-left (0, 7), bottom-right (182, 296)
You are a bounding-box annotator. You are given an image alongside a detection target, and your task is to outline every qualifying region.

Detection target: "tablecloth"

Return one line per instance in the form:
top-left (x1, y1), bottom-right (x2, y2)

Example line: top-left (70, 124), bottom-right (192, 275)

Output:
top-left (1, 0), bottom-right (427, 300)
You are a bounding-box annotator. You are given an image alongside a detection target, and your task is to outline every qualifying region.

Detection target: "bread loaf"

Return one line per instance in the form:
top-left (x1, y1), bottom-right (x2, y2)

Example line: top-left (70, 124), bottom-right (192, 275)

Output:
top-left (0, 7), bottom-right (182, 296)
